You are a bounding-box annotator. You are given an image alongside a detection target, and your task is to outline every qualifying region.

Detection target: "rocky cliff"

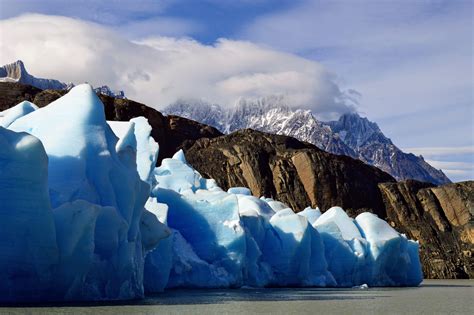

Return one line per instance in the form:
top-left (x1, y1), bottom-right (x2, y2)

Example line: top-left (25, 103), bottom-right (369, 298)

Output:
top-left (379, 180), bottom-right (473, 279)
top-left (184, 129), bottom-right (394, 216)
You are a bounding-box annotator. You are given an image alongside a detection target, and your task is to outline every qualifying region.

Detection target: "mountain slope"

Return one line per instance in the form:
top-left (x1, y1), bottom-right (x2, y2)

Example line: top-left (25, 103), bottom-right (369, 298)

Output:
top-left (329, 112), bottom-right (451, 185)
top-left (165, 100), bottom-right (451, 185)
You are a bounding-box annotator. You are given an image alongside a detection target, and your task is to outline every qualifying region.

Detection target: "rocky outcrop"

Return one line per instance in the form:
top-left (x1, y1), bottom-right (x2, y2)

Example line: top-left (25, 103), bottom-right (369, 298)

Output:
top-left (379, 180), bottom-right (473, 279)
top-left (184, 129), bottom-right (395, 216)
top-left (0, 82), bottom-right (42, 111)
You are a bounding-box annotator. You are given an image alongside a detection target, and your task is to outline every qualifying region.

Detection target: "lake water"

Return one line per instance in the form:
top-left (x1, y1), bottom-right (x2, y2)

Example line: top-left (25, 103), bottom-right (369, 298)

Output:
top-left (1, 280), bottom-right (473, 314)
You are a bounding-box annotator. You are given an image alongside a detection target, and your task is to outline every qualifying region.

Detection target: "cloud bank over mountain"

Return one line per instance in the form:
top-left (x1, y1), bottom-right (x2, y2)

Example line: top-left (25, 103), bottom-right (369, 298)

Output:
top-left (0, 14), bottom-right (355, 119)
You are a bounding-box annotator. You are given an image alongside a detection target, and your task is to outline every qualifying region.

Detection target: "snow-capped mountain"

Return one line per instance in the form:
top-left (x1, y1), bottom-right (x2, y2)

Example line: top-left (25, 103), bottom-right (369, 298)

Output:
top-left (0, 60), bottom-right (68, 90)
top-left (164, 99), bottom-right (451, 185)
top-left (0, 60), bottom-right (126, 98)
top-left (328, 113), bottom-right (451, 185)
top-left (93, 85), bottom-right (126, 98)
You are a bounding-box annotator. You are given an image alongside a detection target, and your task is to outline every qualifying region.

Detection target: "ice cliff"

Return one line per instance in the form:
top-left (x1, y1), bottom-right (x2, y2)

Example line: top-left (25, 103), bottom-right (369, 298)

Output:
top-left (0, 85), bottom-right (422, 302)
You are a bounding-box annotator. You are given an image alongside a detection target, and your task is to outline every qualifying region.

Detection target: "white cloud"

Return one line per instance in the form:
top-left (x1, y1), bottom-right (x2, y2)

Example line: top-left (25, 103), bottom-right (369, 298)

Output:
top-left (425, 159), bottom-right (473, 183)
top-left (0, 14), bottom-right (354, 118)
top-left (240, 0), bottom-right (473, 148)
top-left (403, 146), bottom-right (474, 182)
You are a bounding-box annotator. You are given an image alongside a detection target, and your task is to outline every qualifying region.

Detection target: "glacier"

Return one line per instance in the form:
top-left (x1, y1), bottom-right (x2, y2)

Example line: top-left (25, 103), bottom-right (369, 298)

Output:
top-left (0, 85), bottom-right (422, 302)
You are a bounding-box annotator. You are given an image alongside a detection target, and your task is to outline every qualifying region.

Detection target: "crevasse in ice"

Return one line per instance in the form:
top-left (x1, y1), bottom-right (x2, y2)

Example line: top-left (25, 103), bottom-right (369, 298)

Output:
top-left (0, 85), bottom-right (422, 302)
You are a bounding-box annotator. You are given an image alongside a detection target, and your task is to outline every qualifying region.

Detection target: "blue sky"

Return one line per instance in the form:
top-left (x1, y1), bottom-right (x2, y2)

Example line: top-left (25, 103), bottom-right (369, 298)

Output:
top-left (0, 0), bottom-right (472, 181)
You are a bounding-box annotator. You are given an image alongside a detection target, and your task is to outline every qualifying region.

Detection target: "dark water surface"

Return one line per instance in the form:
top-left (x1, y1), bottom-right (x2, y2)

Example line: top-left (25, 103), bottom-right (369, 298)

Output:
top-left (1, 280), bottom-right (472, 314)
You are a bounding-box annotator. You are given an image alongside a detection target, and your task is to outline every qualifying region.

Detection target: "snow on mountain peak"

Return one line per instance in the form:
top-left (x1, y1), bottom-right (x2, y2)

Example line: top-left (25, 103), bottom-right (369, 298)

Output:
top-left (165, 100), bottom-right (451, 185)
top-left (0, 60), bottom-right (125, 98)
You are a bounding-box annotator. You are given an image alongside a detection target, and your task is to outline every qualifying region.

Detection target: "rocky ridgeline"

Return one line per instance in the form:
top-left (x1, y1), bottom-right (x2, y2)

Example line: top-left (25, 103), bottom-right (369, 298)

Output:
top-left (0, 81), bottom-right (472, 279)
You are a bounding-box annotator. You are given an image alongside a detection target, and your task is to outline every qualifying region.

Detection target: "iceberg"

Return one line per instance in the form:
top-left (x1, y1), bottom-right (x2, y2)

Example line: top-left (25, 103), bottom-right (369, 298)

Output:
top-left (355, 212), bottom-right (423, 286)
top-left (148, 152), bottom-right (421, 290)
top-left (0, 85), bottom-right (422, 302)
top-left (2, 85), bottom-right (168, 301)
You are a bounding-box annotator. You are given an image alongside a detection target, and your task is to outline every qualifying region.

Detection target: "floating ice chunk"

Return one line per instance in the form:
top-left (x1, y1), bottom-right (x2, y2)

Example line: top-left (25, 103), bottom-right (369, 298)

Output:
top-left (0, 100), bottom-right (38, 127)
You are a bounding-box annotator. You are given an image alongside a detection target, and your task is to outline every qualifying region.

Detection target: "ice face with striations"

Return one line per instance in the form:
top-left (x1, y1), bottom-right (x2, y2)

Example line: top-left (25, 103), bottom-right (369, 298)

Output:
top-left (0, 84), bottom-right (422, 302)
top-left (144, 151), bottom-right (422, 290)
top-left (1, 84), bottom-right (169, 301)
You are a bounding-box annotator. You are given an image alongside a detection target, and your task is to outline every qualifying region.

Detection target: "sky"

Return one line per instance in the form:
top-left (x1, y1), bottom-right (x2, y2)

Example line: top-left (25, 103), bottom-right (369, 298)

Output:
top-left (0, 0), bottom-right (472, 181)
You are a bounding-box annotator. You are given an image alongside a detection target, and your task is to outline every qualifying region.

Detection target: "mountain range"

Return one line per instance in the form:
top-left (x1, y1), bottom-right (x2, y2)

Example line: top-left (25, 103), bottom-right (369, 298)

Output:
top-left (0, 60), bottom-right (451, 185)
top-left (165, 98), bottom-right (451, 185)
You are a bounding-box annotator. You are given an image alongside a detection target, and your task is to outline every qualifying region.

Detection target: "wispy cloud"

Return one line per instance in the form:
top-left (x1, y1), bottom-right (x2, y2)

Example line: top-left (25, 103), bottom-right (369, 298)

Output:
top-left (404, 146), bottom-right (474, 182)
top-left (405, 146), bottom-right (474, 157)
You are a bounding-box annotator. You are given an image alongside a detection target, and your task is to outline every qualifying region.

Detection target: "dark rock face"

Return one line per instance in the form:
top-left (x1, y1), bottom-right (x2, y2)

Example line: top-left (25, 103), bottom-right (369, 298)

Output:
top-left (184, 129), bottom-right (395, 216)
top-left (0, 82), bottom-right (42, 111)
top-left (379, 180), bottom-right (473, 279)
